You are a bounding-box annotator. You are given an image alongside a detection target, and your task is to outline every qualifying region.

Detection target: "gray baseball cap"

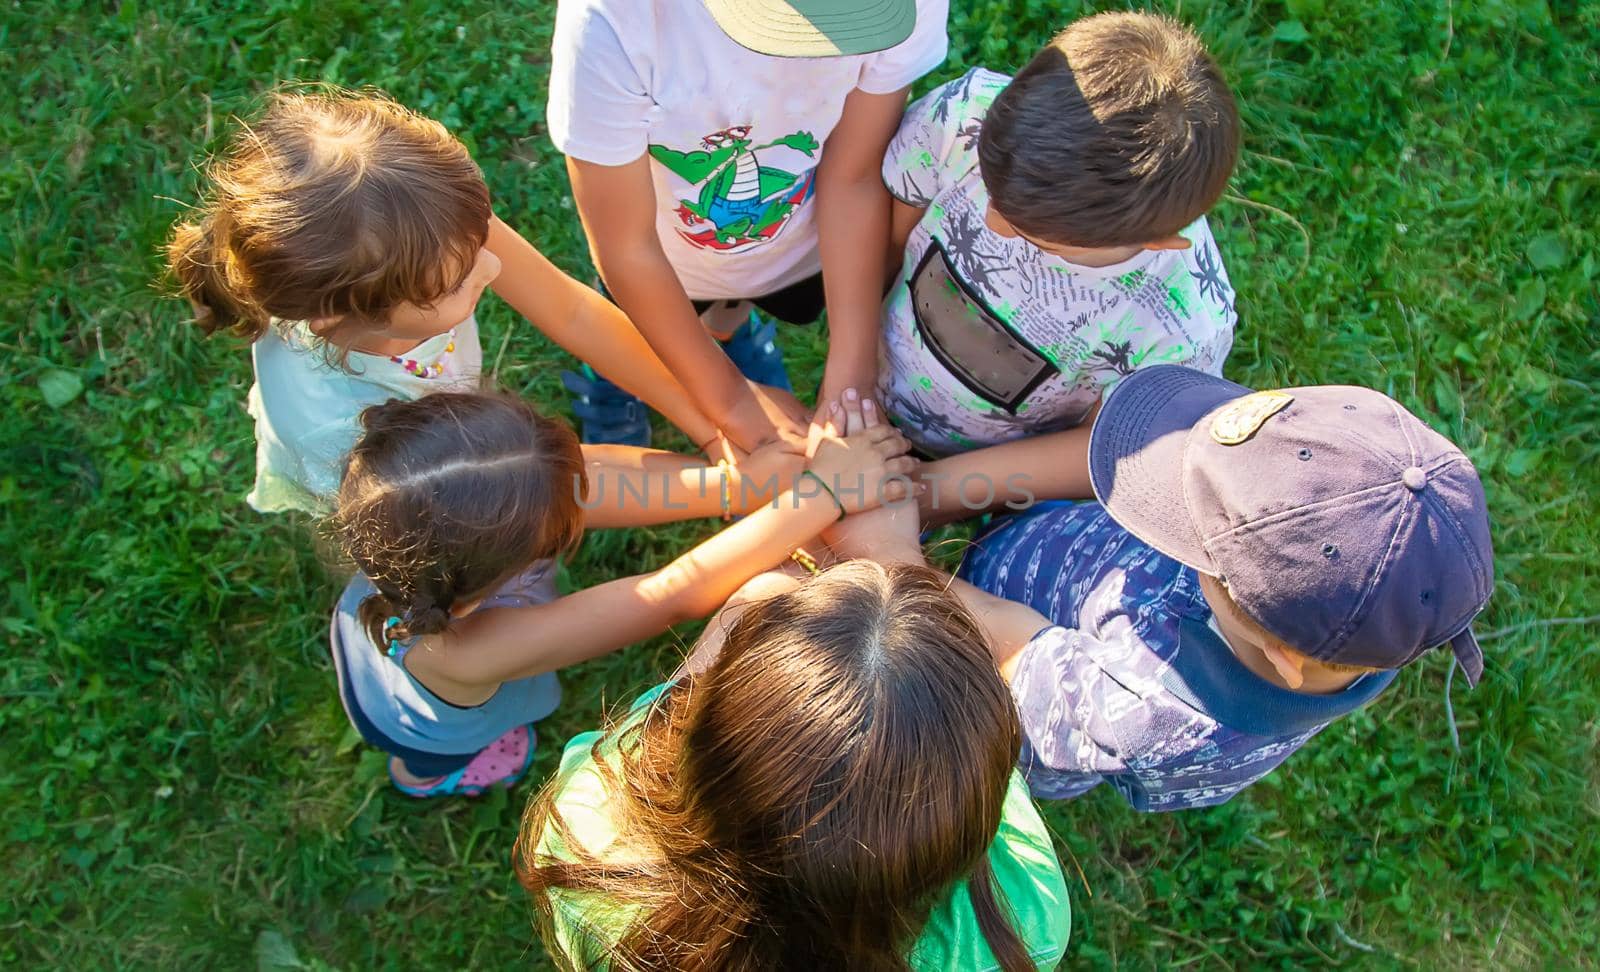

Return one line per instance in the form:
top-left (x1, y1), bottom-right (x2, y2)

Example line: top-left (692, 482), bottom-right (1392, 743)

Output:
top-left (1089, 365), bottom-right (1494, 685)
top-left (702, 0), bottom-right (916, 57)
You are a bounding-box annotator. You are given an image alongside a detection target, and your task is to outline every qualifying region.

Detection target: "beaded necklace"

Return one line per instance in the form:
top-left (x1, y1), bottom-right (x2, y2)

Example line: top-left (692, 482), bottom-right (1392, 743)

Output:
top-left (390, 329), bottom-right (457, 379)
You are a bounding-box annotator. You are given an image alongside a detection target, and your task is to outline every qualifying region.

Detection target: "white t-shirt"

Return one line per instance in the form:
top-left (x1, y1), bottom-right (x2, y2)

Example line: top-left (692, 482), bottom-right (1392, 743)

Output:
top-left (245, 318), bottom-right (482, 514)
top-left (548, 0), bottom-right (949, 301)
top-left (877, 68), bottom-right (1237, 457)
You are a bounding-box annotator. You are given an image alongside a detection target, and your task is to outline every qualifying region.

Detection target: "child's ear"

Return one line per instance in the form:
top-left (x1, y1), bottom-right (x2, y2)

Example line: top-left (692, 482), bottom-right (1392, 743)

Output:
top-left (307, 315), bottom-right (344, 337)
top-left (1258, 641), bottom-right (1308, 689)
top-left (1143, 235), bottom-right (1192, 252)
top-left (449, 597), bottom-right (484, 619)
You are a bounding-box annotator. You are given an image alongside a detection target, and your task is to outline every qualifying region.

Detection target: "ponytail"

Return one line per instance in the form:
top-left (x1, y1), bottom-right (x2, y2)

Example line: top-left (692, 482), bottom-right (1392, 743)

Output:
top-left (357, 587), bottom-right (455, 652)
top-left (164, 86), bottom-right (491, 349)
top-left (166, 217), bottom-right (272, 340)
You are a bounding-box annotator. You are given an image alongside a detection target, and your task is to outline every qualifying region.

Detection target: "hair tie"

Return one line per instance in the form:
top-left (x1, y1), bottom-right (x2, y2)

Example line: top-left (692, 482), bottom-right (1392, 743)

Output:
top-left (383, 615), bottom-right (405, 657)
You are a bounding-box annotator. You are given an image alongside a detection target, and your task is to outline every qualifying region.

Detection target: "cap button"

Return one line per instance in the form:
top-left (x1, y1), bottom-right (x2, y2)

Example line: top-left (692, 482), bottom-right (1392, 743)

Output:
top-left (1402, 466), bottom-right (1428, 491)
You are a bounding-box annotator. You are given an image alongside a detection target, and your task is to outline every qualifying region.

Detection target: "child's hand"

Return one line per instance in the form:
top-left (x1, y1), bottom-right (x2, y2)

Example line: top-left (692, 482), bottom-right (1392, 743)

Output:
top-left (806, 388), bottom-right (919, 514)
top-left (723, 384), bottom-right (810, 454)
top-left (733, 439), bottom-right (806, 508)
top-left (822, 488), bottom-right (923, 562)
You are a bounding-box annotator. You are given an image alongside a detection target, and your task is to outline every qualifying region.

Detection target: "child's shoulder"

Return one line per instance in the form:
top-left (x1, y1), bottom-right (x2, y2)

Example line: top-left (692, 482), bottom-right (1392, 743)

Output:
top-left (913, 66), bottom-right (1013, 130)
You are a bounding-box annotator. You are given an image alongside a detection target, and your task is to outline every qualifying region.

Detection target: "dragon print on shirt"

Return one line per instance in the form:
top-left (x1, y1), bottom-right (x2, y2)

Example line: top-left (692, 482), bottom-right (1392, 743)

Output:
top-left (649, 126), bottom-right (820, 252)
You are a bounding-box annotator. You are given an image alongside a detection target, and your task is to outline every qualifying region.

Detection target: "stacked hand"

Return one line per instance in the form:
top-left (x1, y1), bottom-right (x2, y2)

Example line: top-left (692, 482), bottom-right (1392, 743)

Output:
top-left (817, 388), bottom-right (924, 559)
top-left (805, 388), bottom-right (920, 514)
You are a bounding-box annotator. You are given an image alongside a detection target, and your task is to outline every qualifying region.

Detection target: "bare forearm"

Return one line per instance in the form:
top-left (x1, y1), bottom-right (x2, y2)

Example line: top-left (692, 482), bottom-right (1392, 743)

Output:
top-left (485, 216), bottom-right (719, 443)
top-left (579, 447), bottom-right (782, 528)
top-left (642, 489), bottom-right (839, 621)
top-left (918, 426), bottom-right (1094, 526)
top-left (816, 172), bottom-right (891, 388)
top-left (598, 245), bottom-right (761, 433)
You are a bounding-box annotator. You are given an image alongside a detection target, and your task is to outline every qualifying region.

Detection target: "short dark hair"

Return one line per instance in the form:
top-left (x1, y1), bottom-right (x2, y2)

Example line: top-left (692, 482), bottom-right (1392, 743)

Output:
top-left (978, 11), bottom-right (1240, 248)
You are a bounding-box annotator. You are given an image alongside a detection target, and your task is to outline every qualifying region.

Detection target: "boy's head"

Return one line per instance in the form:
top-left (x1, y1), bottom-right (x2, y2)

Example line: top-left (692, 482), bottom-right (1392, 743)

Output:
top-left (978, 12), bottom-right (1239, 255)
top-left (1088, 366), bottom-right (1495, 686)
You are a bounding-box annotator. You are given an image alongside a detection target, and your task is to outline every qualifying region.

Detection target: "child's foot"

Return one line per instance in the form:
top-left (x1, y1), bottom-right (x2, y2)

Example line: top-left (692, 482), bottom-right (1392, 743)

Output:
top-left (561, 365), bottom-right (652, 447)
top-left (720, 312), bottom-right (792, 392)
top-left (388, 724), bottom-right (536, 799)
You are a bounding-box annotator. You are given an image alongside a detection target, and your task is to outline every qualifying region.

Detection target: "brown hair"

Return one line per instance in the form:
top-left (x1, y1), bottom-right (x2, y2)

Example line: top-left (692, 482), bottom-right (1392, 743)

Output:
top-left (167, 86), bottom-right (491, 343)
top-left (515, 561), bottom-right (1034, 972)
top-left (978, 11), bottom-right (1240, 247)
top-left (332, 391), bottom-right (586, 646)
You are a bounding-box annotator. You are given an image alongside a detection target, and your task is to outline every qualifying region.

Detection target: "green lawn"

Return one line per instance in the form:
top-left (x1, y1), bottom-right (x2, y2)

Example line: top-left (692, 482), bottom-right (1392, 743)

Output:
top-left (4, 0), bottom-right (1597, 967)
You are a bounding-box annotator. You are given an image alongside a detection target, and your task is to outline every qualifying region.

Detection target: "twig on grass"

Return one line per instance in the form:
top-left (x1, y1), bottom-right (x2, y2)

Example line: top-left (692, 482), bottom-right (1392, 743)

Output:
top-left (490, 320), bottom-right (513, 384)
top-left (1441, 0), bottom-right (1455, 64)
top-left (1444, 657), bottom-right (1461, 753)
top-left (1333, 922), bottom-right (1378, 953)
top-left (1102, 898), bottom-right (1236, 969)
top-left (1221, 193), bottom-right (1311, 276)
top-left (1475, 614), bottom-right (1600, 642)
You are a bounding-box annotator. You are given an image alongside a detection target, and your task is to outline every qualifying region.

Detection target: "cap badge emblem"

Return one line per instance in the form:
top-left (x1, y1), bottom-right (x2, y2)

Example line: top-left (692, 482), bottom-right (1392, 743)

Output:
top-left (1210, 390), bottom-right (1294, 445)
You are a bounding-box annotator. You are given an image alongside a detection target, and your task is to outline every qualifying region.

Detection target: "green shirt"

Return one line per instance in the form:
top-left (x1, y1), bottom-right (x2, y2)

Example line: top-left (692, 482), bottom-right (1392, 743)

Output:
top-left (534, 684), bottom-right (1072, 970)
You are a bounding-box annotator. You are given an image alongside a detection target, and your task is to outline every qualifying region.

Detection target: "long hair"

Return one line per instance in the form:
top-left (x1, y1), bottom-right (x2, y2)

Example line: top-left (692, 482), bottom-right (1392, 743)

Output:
top-left (331, 391), bottom-right (586, 647)
top-left (515, 561), bottom-right (1034, 972)
top-left (166, 85), bottom-right (491, 345)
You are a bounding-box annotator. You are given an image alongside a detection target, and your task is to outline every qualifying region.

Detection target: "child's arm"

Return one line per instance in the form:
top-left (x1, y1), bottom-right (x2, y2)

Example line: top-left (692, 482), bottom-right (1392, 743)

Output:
top-left (485, 215), bottom-right (721, 448)
top-left (563, 159), bottom-right (806, 452)
top-left (917, 419), bottom-right (1097, 527)
top-left (888, 198), bottom-right (925, 271)
top-left (420, 421), bottom-right (914, 688)
top-left (814, 86), bottom-right (912, 412)
top-left (578, 440), bottom-right (804, 529)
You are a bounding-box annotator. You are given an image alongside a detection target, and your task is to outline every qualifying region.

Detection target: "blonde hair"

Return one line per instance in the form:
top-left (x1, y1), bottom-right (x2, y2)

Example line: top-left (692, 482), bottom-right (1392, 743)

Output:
top-left (167, 86), bottom-right (491, 343)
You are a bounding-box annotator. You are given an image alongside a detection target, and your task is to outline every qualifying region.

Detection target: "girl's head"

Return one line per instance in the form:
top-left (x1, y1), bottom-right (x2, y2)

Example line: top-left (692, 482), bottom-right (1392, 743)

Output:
top-left (333, 392), bottom-right (586, 646)
top-left (167, 86), bottom-right (495, 347)
top-left (517, 561), bottom-right (1031, 972)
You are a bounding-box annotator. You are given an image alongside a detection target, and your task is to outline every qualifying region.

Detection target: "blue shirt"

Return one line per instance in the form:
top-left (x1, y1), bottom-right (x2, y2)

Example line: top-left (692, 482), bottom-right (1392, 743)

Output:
top-left (958, 502), bottom-right (1395, 811)
top-left (330, 564), bottom-right (562, 756)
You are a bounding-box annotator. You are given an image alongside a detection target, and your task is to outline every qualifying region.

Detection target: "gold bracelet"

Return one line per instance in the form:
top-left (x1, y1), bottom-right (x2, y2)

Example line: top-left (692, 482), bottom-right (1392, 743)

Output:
top-left (717, 459), bottom-right (733, 522)
top-left (789, 547), bottom-right (821, 576)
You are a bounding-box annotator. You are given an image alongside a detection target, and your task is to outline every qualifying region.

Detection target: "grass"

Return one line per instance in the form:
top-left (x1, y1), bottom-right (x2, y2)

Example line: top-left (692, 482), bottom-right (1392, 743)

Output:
top-left (2, 0), bottom-right (1597, 967)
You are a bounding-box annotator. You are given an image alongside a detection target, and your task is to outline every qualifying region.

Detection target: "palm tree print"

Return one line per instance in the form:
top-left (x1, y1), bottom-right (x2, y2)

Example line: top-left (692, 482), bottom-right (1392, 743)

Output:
top-left (889, 390), bottom-right (972, 450)
top-left (942, 207), bottom-right (1010, 298)
top-left (1189, 241), bottom-right (1233, 312)
top-left (1087, 340), bottom-right (1138, 377)
top-left (929, 69), bottom-right (980, 127)
top-left (955, 120), bottom-right (983, 153)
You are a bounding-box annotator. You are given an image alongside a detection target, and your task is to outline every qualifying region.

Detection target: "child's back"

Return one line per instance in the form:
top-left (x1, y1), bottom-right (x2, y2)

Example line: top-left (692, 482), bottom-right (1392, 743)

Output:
top-left (880, 13), bottom-right (1239, 457)
top-left (957, 366), bottom-right (1495, 810)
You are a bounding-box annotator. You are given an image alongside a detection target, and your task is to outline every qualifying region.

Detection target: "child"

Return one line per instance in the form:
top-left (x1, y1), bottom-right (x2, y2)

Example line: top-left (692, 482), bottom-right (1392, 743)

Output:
top-left (513, 559), bottom-right (1070, 970)
top-left (547, 0), bottom-right (950, 449)
top-left (168, 87), bottom-right (729, 515)
top-left (330, 390), bottom-right (916, 797)
top-left (941, 365), bottom-right (1496, 810)
top-left (878, 13), bottom-right (1240, 518)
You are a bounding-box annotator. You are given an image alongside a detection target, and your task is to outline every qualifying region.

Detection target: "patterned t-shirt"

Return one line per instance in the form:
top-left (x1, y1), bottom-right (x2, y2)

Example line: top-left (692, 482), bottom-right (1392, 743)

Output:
top-left (878, 68), bottom-right (1237, 456)
top-left (958, 502), bottom-right (1395, 811)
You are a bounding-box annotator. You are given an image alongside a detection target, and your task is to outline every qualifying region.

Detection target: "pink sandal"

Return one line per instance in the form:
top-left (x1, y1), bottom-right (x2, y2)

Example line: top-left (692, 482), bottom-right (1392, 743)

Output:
top-left (391, 724), bottom-right (535, 798)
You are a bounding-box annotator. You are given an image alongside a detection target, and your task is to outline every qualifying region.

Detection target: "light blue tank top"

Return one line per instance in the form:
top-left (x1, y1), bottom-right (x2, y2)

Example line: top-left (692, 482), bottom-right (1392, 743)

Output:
top-left (332, 563), bottom-right (562, 755)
